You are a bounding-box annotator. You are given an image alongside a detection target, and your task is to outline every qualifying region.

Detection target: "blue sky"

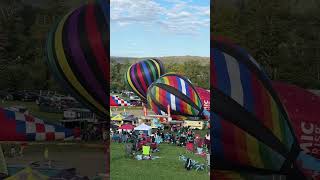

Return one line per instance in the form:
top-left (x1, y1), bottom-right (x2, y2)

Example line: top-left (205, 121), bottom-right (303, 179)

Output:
top-left (110, 0), bottom-right (210, 57)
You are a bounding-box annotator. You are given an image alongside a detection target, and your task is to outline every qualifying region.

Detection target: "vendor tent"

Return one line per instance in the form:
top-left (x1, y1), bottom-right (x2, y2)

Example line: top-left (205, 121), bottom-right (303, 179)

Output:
top-left (119, 124), bottom-right (135, 130)
top-left (134, 123), bottom-right (152, 136)
top-left (111, 114), bottom-right (124, 121)
top-left (5, 167), bottom-right (49, 180)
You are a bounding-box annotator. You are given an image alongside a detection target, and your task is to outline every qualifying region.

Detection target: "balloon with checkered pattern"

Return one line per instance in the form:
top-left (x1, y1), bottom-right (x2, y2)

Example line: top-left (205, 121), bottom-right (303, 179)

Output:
top-left (0, 107), bottom-right (73, 141)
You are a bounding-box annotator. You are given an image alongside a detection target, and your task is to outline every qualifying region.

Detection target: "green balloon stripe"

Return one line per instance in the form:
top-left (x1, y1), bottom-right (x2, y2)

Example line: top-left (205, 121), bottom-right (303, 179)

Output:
top-left (145, 60), bottom-right (157, 82)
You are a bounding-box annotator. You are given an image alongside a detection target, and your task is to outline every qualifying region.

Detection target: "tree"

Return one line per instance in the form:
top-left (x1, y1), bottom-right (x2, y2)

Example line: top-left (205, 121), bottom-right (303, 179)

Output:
top-left (213, 0), bottom-right (320, 89)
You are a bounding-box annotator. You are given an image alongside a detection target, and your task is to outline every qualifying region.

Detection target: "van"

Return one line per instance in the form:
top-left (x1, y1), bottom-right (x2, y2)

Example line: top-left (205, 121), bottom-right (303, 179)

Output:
top-left (183, 120), bottom-right (205, 130)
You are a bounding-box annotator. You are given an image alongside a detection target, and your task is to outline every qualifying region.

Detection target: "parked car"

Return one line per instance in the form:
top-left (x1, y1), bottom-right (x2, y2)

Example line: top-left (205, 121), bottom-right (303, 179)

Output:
top-left (130, 100), bottom-right (142, 106)
top-left (10, 91), bottom-right (25, 101)
top-left (24, 91), bottom-right (39, 101)
top-left (5, 106), bottom-right (29, 114)
top-left (0, 90), bottom-right (13, 100)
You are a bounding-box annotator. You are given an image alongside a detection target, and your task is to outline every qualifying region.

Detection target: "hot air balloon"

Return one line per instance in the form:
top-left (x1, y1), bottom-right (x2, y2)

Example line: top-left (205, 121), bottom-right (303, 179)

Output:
top-left (195, 86), bottom-right (210, 111)
top-left (46, 0), bottom-right (109, 118)
top-left (110, 95), bottom-right (130, 107)
top-left (147, 73), bottom-right (209, 120)
top-left (0, 107), bottom-right (73, 141)
top-left (273, 81), bottom-right (320, 160)
top-left (211, 37), bottom-right (320, 179)
top-left (125, 59), bottom-right (165, 102)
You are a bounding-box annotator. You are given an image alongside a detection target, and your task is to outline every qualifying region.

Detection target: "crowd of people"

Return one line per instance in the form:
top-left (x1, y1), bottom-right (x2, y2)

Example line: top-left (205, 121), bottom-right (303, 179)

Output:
top-left (157, 127), bottom-right (211, 155)
top-left (80, 124), bottom-right (109, 141)
top-left (111, 125), bottom-right (210, 158)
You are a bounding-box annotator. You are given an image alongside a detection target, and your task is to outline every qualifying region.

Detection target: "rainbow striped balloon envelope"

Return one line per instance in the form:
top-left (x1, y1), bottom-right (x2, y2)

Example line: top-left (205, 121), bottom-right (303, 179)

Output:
top-left (46, 0), bottom-right (109, 118)
top-left (125, 59), bottom-right (165, 102)
top-left (211, 37), bottom-right (306, 176)
top-left (147, 73), bottom-right (205, 120)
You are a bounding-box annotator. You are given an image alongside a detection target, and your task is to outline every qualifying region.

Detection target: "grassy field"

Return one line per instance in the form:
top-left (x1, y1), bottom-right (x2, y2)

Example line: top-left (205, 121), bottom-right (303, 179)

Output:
top-left (110, 143), bottom-right (209, 180)
top-left (0, 101), bottom-right (62, 123)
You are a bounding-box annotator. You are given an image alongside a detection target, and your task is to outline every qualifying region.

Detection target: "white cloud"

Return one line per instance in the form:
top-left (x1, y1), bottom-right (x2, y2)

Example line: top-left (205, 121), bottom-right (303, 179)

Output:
top-left (110, 0), bottom-right (209, 35)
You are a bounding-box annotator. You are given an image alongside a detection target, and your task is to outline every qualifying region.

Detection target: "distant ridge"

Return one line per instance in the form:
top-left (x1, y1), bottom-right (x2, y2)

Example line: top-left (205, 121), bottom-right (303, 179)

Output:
top-left (111, 56), bottom-right (210, 65)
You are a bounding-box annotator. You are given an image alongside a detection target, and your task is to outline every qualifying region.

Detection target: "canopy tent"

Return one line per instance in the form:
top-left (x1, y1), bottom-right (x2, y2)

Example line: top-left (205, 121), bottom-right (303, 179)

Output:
top-left (5, 167), bottom-right (49, 180)
top-left (110, 96), bottom-right (130, 107)
top-left (118, 124), bottom-right (135, 130)
top-left (111, 114), bottom-right (124, 121)
top-left (0, 145), bottom-right (8, 176)
top-left (134, 123), bottom-right (152, 136)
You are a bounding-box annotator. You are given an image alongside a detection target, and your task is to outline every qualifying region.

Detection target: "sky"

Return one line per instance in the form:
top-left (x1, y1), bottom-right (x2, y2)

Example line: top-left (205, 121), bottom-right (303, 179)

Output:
top-left (110, 0), bottom-right (210, 57)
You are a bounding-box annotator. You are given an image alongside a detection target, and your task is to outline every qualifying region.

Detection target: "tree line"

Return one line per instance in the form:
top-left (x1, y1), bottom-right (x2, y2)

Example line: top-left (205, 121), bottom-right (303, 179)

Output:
top-left (0, 0), bottom-right (85, 92)
top-left (213, 0), bottom-right (320, 89)
top-left (110, 58), bottom-right (210, 91)
top-left (0, 0), bottom-right (211, 92)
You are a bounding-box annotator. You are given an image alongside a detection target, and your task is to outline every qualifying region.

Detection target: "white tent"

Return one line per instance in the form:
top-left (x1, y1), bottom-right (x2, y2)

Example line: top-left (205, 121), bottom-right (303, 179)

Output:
top-left (134, 123), bottom-right (152, 136)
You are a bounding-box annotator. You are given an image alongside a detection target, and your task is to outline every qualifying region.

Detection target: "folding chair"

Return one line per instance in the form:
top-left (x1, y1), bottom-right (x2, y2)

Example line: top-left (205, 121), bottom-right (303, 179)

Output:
top-left (142, 146), bottom-right (151, 160)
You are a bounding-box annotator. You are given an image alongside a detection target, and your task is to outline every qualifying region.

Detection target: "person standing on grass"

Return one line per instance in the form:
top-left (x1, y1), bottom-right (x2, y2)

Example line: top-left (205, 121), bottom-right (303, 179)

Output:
top-left (10, 145), bottom-right (16, 157)
top-left (19, 143), bottom-right (27, 157)
top-left (205, 132), bottom-right (210, 152)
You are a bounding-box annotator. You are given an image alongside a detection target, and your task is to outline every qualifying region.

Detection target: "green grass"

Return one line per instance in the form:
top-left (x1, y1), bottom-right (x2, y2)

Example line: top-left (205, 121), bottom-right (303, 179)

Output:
top-left (110, 143), bottom-right (209, 180)
top-left (193, 130), bottom-right (209, 137)
top-left (0, 101), bottom-right (62, 123)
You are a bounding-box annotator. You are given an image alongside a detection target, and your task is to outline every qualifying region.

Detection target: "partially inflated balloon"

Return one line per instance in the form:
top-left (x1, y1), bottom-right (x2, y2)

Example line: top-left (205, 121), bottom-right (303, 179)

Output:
top-left (273, 82), bottom-right (320, 159)
top-left (273, 82), bottom-right (320, 179)
top-left (195, 86), bottom-right (210, 111)
top-left (46, 0), bottom-right (109, 118)
top-left (147, 73), bottom-right (207, 120)
top-left (211, 37), bottom-right (320, 179)
top-left (126, 59), bottom-right (165, 102)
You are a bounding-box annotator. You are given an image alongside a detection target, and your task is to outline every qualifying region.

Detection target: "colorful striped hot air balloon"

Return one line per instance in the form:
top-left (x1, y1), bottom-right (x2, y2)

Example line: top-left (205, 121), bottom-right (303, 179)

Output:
top-left (46, 0), bottom-right (109, 118)
top-left (211, 37), bottom-right (320, 179)
top-left (125, 59), bottom-right (165, 102)
top-left (147, 73), bottom-right (209, 120)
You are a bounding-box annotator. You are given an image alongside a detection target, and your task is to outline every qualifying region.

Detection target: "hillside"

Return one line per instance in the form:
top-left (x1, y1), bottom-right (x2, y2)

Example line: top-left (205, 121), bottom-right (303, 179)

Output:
top-left (111, 56), bottom-right (210, 65)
